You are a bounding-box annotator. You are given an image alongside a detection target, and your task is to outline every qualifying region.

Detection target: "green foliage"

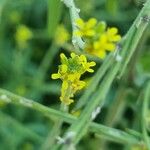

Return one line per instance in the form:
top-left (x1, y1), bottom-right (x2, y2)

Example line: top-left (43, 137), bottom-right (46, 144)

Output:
top-left (0, 0), bottom-right (150, 150)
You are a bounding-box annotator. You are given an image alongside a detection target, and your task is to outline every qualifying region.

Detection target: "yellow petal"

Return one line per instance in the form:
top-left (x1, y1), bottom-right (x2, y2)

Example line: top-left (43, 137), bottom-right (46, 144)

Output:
top-left (76, 18), bottom-right (84, 28)
top-left (108, 27), bottom-right (118, 35)
top-left (71, 52), bottom-right (76, 58)
top-left (51, 73), bottom-right (60, 79)
top-left (60, 96), bottom-right (74, 105)
top-left (72, 80), bottom-right (85, 91)
top-left (89, 61), bottom-right (96, 67)
top-left (60, 53), bottom-right (68, 64)
top-left (106, 43), bottom-right (115, 51)
top-left (73, 30), bottom-right (82, 36)
top-left (86, 30), bottom-right (95, 36)
top-left (80, 55), bottom-right (87, 62)
top-left (94, 41), bottom-right (100, 49)
top-left (100, 34), bottom-right (107, 43)
top-left (86, 18), bottom-right (97, 28)
top-left (78, 81), bottom-right (86, 89)
top-left (60, 53), bottom-right (66, 59)
top-left (61, 64), bottom-right (68, 73)
top-left (98, 51), bottom-right (106, 59)
top-left (112, 35), bottom-right (121, 42)
top-left (87, 68), bottom-right (94, 73)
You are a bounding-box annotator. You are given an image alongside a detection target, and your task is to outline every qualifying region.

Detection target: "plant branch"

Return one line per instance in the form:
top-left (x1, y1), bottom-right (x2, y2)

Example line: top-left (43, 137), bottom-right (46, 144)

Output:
top-left (0, 88), bottom-right (141, 145)
top-left (61, 0), bottom-right (85, 49)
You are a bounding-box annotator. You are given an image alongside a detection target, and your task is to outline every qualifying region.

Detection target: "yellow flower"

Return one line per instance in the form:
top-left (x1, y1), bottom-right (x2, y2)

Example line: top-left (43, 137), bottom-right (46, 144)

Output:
top-left (106, 27), bottom-right (121, 42)
top-left (85, 27), bottom-right (121, 59)
top-left (54, 25), bottom-right (70, 46)
top-left (15, 25), bottom-right (33, 48)
top-left (74, 17), bottom-right (121, 59)
top-left (51, 53), bottom-right (96, 105)
top-left (94, 34), bottom-right (115, 51)
top-left (74, 18), bottom-right (97, 37)
top-left (79, 55), bottom-right (96, 72)
top-left (93, 34), bottom-right (115, 58)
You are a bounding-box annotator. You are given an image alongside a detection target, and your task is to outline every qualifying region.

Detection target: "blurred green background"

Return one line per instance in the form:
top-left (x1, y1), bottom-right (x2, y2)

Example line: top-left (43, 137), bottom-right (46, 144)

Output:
top-left (0, 0), bottom-right (149, 149)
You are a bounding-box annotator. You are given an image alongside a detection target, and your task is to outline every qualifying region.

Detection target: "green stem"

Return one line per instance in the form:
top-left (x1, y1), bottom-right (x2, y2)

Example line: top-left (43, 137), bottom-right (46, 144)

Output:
top-left (47, 0), bottom-right (62, 39)
top-left (104, 86), bottom-right (127, 126)
top-left (41, 103), bottom-right (67, 150)
top-left (0, 88), bottom-right (141, 145)
top-left (101, 86), bottom-right (128, 150)
top-left (118, 0), bottom-right (150, 78)
top-left (142, 81), bottom-right (150, 150)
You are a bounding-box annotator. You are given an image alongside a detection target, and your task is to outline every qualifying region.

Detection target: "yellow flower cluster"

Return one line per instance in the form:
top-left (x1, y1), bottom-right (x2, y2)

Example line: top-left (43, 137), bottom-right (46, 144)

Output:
top-left (75, 18), bottom-right (121, 59)
top-left (15, 25), bottom-right (33, 48)
top-left (51, 53), bottom-right (96, 105)
top-left (74, 18), bottom-right (97, 37)
top-left (54, 24), bottom-right (70, 46)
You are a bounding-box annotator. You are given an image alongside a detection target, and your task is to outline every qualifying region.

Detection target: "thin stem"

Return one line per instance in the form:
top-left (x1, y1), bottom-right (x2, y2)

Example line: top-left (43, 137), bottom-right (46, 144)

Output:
top-left (61, 0), bottom-right (85, 49)
top-left (142, 81), bottom-right (150, 150)
top-left (104, 86), bottom-right (127, 126)
top-left (0, 88), bottom-right (141, 145)
top-left (41, 103), bottom-right (68, 150)
top-left (47, 0), bottom-right (62, 39)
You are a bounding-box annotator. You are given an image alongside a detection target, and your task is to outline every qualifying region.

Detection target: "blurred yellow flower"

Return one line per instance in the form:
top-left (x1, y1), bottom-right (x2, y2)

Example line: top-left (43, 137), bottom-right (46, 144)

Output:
top-left (106, 27), bottom-right (121, 42)
top-left (74, 18), bottom-right (97, 37)
top-left (9, 11), bottom-right (21, 24)
top-left (131, 145), bottom-right (147, 150)
top-left (93, 34), bottom-right (115, 58)
top-left (51, 52), bottom-right (96, 105)
top-left (15, 25), bottom-right (33, 48)
top-left (74, 17), bottom-right (121, 59)
top-left (86, 27), bottom-right (121, 59)
top-left (71, 109), bottom-right (81, 117)
top-left (54, 25), bottom-right (70, 46)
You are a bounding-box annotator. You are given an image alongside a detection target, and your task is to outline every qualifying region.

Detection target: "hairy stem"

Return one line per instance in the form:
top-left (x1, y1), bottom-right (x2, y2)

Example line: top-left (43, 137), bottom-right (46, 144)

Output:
top-left (61, 0), bottom-right (85, 49)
